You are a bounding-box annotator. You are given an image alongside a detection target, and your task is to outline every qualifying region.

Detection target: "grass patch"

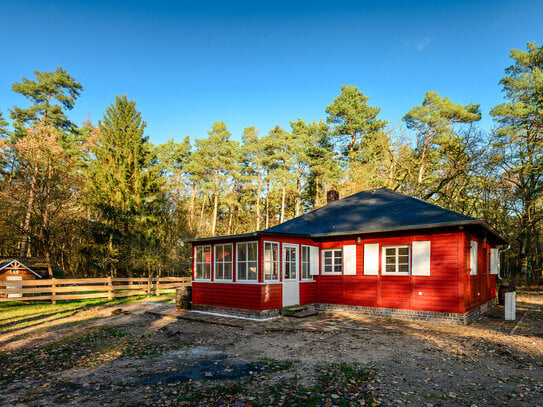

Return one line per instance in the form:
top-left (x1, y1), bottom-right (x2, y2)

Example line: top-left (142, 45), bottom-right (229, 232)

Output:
top-left (0, 296), bottom-right (173, 333)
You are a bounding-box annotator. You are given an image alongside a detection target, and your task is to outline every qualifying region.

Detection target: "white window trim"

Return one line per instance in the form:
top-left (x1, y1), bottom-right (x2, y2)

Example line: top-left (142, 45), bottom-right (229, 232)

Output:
top-left (282, 243), bottom-right (299, 281)
top-left (321, 248), bottom-right (343, 275)
top-left (236, 241), bottom-right (259, 283)
top-left (300, 245), bottom-right (315, 281)
top-left (194, 245), bottom-right (212, 281)
top-left (263, 241), bottom-right (280, 282)
top-left (381, 245), bottom-right (411, 276)
top-left (214, 243), bottom-right (233, 281)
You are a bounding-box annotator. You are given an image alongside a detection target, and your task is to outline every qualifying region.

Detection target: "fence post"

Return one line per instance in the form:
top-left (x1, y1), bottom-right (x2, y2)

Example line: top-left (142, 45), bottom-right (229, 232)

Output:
top-left (51, 278), bottom-right (56, 305)
top-left (107, 277), bottom-right (113, 300)
top-left (156, 277), bottom-right (160, 297)
top-left (147, 277), bottom-right (151, 297)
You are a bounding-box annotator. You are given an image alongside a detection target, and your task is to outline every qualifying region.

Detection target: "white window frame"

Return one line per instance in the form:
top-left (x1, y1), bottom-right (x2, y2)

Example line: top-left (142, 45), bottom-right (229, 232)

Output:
top-left (263, 241), bottom-right (280, 282)
top-left (321, 248), bottom-right (343, 274)
top-left (214, 243), bottom-right (233, 281)
top-left (381, 245), bottom-right (410, 276)
top-left (301, 245), bottom-right (314, 280)
top-left (194, 245), bottom-right (212, 281)
top-left (283, 243), bottom-right (298, 281)
top-left (236, 241), bottom-right (259, 283)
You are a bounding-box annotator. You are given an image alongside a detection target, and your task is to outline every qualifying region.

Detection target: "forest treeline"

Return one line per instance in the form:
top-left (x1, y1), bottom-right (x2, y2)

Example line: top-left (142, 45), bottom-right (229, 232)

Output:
top-left (0, 42), bottom-right (541, 281)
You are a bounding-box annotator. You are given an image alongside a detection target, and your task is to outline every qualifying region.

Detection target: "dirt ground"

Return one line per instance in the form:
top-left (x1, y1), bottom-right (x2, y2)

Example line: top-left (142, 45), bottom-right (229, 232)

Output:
top-left (0, 289), bottom-right (542, 407)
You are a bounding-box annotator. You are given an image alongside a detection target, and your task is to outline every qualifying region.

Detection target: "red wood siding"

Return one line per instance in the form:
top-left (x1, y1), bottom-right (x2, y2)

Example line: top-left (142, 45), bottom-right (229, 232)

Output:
top-left (462, 232), bottom-right (497, 312)
top-left (299, 282), bottom-right (317, 305)
top-left (192, 282), bottom-right (264, 310)
top-left (261, 283), bottom-right (282, 309)
top-left (316, 231), bottom-right (465, 313)
top-left (191, 227), bottom-right (497, 314)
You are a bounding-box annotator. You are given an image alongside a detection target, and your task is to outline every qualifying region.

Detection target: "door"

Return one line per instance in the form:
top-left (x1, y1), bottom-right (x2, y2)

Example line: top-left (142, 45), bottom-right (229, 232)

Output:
top-left (282, 244), bottom-right (299, 306)
top-left (6, 276), bottom-right (23, 298)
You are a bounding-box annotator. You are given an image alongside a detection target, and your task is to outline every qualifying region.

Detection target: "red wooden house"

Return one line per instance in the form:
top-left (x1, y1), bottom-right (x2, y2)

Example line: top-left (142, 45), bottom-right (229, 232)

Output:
top-left (188, 188), bottom-right (507, 323)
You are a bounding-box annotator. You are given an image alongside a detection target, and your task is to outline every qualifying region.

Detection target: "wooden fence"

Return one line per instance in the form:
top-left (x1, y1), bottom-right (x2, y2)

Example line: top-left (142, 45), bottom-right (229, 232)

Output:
top-left (0, 277), bottom-right (191, 303)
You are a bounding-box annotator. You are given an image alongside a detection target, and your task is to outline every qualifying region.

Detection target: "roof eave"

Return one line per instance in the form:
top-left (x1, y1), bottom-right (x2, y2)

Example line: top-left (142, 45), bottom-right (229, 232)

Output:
top-left (186, 232), bottom-right (260, 244)
top-left (310, 220), bottom-right (508, 245)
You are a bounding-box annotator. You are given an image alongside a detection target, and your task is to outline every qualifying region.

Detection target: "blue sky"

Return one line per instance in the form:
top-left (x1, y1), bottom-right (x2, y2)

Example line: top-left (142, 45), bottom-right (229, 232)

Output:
top-left (1, 0), bottom-right (542, 145)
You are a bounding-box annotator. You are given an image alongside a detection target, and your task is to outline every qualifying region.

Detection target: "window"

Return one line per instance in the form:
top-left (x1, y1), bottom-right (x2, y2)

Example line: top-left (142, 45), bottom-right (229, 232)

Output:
top-left (194, 246), bottom-right (211, 280)
top-left (237, 242), bottom-right (258, 281)
top-left (322, 248), bottom-right (342, 274)
top-left (470, 240), bottom-right (478, 275)
top-left (283, 245), bottom-right (297, 280)
top-left (264, 242), bottom-right (279, 281)
top-left (382, 245), bottom-right (410, 275)
top-left (215, 244), bottom-right (233, 280)
top-left (301, 246), bottom-right (311, 279)
top-left (9, 270), bottom-right (18, 274)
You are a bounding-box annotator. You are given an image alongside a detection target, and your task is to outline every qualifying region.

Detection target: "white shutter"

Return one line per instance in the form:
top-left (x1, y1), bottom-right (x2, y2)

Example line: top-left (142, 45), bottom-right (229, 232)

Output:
top-left (470, 240), bottom-right (478, 275)
top-left (309, 246), bottom-right (320, 275)
top-left (490, 248), bottom-right (499, 275)
top-left (343, 245), bottom-right (357, 275)
top-left (363, 243), bottom-right (379, 275)
top-left (412, 241), bottom-right (431, 276)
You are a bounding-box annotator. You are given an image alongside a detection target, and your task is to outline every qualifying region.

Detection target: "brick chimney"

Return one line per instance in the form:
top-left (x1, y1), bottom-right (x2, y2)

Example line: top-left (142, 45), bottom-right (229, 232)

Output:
top-left (327, 190), bottom-right (339, 205)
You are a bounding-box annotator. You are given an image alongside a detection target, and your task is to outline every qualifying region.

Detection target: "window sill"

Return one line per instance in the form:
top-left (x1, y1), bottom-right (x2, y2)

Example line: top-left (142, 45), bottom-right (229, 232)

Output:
top-left (381, 272), bottom-right (410, 276)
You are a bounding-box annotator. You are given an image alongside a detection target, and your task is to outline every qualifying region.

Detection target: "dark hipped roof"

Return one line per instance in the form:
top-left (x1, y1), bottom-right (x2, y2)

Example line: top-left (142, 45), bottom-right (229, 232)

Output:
top-left (188, 188), bottom-right (507, 245)
top-left (263, 188), bottom-right (507, 244)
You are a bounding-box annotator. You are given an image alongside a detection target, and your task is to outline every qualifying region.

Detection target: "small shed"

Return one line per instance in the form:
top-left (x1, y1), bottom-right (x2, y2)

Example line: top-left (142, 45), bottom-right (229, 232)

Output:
top-left (0, 258), bottom-right (49, 299)
top-left (188, 188), bottom-right (508, 323)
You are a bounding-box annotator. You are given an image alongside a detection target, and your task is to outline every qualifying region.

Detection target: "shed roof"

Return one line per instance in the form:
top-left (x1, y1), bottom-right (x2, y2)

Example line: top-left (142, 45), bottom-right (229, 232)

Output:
top-left (0, 259), bottom-right (43, 278)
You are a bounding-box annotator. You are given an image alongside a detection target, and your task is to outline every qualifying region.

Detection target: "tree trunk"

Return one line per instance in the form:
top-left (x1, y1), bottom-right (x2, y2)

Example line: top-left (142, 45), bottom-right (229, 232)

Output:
top-left (41, 161), bottom-right (54, 277)
top-left (188, 182), bottom-right (197, 231)
top-left (227, 207), bottom-right (234, 235)
top-left (256, 163), bottom-right (262, 231)
top-left (314, 174), bottom-right (320, 208)
top-left (211, 175), bottom-right (219, 236)
top-left (417, 130), bottom-right (433, 185)
top-left (265, 175), bottom-right (270, 229)
top-left (280, 174), bottom-right (286, 223)
top-left (197, 196), bottom-right (206, 236)
top-left (295, 167), bottom-right (302, 217)
top-left (19, 164), bottom-right (39, 257)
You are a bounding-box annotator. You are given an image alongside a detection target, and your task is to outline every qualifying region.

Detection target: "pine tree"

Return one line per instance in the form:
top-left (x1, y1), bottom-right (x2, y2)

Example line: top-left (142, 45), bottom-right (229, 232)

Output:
top-left (240, 127), bottom-right (265, 231)
top-left (325, 85), bottom-right (387, 158)
top-left (264, 125), bottom-right (296, 223)
top-left (490, 42), bottom-right (543, 282)
top-left (9, 67), bottom-right (83, 257)
top-left (88, 95), bottom-right (162, 276)
top-left (403, 91), bottom-right (481, 195)
top-left (11, 67), bottom-right (82, 135)
top-left (305, 120), bottom-right (340, 208)
top-left (187, 121), bottom-right (239, 236)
